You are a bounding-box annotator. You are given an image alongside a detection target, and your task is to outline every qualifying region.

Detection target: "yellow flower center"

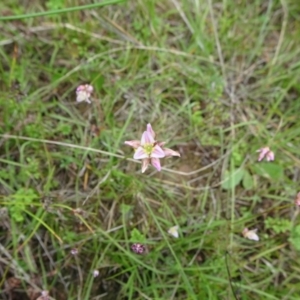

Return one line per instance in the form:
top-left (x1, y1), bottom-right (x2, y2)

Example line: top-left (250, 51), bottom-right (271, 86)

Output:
top-left (143, 143), bottom-right (154, 156)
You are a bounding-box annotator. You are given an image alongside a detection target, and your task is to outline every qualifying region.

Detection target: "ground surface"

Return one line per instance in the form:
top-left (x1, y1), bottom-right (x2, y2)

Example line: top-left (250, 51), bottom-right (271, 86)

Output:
top-left (1, 0), bottom-right (300, 299)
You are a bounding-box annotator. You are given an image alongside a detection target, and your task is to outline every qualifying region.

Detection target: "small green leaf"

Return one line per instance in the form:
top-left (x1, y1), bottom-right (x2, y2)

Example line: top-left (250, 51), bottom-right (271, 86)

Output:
top-left (289, 225), bottom-right (300, 251)
top-left (222, 168), bottom-right (245, 190)
top-left (252, 163), bottom-right (284, 180)
top-left (120, 204), bottom-right (133, 215)
top-left (243, 170), bottom-right (254, 190)
top-left (265, 217), bottom-right (291, 234)
top-left (10, 209), bottom-right (24, 222)
top-left (130, 228), bottom-right (146, 243)
top-left (232, 149), bottom-right (243, 166)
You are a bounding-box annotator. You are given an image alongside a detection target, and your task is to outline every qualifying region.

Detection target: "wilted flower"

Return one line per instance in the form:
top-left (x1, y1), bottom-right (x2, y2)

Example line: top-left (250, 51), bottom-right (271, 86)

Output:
top-left (125, 123), bottom-right (180, 173)
top-left (71, 248), bottom-right (78, 255)
top-left (93, 270), bottom-right (100, 278)
top-left (295, 192), bottom-right (300, 206)
top-left (37, 291), bottom-right (49, 300)
top-left (257, 147), bottom-right (274, 162)
top-left (168, 225), bottom-right (179, 238)
top-left (242, 228), bottom-right (259, 241)
top-left (72, 208), bottom-right (84, 215)
top-left (76, 84), bottom-right (93, 103)
top-left (131, 243), bottom-right (146, 254)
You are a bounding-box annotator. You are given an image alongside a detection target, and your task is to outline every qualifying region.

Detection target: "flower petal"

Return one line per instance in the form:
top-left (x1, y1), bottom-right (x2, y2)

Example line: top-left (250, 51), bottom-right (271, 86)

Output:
top-left (168, 225), bottom-right (179, 238)
top-left (151, 157), bottom-right (161, 171)
top-left (76, 91), bottom-right (90, 103)
top-left (76, 85), bottom-right (85, 93)
top-left (134, 147), bottom-right (148, 159)
top-left (257, 147), bottom-right (270, 161)
top-left (163, 148), bottom-right (180, 157)
top-left (76, 84), bottom-right (93, 94)
top-left (141, 131), bottom-right (155, 145)
top-left (141, 158), bottom-right (150, 173)
top-left (295, 192), bottom-right (300, 206)
top-left (266, 151), bottom-right (275, 161)
top-left (151, 145), bottom-right (165, 158)
top-left (124, 140), bottom-right (141, 148)
top-left (242, 228), bottom-right (259, 241)
top-left (146, 123), bottom-right (155, 139)
top-left (85, 84), bottom-right (94, 93)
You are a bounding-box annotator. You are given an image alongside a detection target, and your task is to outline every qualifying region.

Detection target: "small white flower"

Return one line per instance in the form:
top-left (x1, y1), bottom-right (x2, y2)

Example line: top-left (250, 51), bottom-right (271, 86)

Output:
top-left (76, 84), bottom-right (93, 104)
top-left (168, 225), bottom-right (179, 238)
top-left (93, 270), bottom-right (99, 277)
top-left (71, 248), bottom-right (78, 255)
top-left (37, 290), bottom-right (49, 300)
top-left (242, 228), bottom-right (259, 241)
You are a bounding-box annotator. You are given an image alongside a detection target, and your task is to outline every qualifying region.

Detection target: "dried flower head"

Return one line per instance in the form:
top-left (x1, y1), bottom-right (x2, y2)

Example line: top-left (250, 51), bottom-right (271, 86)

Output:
top-left (242, 228), bottom-right (259, 241)
top-left (76, 84), bottom-right (93, 104)
top-left (125, 123), bottom-right (180, 173)
top-left (257, 147), bottom-right (275, 162)
top-left (131, 243), bottom-right (146, 254)
top-left (72, 208), bottom-right (84, 215)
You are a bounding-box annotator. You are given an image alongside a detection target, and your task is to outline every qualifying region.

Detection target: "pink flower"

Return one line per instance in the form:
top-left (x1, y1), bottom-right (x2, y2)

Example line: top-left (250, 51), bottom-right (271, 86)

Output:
top-left (257, 147), bottom-right (275, 162)
top-left (76, 84), bottom-right (93, 103)
top-left (125, 124), bottom-right (180, 173)
top-left (71, 248), bottom-right (78, 255)
top-left (131, 243), bottom-right (146, 254)
top-left (295, 192), bottom-right (300, 206)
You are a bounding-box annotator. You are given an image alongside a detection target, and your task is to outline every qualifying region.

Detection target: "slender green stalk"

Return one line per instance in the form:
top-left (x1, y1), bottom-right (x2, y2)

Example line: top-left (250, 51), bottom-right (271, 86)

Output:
top-left (0, 0), bottom-right (126, 21)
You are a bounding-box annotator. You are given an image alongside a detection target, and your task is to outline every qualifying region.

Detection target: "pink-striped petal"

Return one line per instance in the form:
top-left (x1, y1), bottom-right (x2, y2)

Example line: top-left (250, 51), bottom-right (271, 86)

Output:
top-left (146, 123), bottom-right (155, 139)
top-left (151, 158), bottom-right (161, 172)
top-left (257, 147), bottom-right (270, 161)
top-left (124, 140), bottom-right (141, 148)
top-left (151, 145), bottom-right (165, 158)
top-left (163, 148), bottom-right (181, 157)
top-left (141, 131), bottom-right (155, 145)
top-left (141, 158), bottom-right (150, 173)
top-left (134, 147), bottom-right (149, 159)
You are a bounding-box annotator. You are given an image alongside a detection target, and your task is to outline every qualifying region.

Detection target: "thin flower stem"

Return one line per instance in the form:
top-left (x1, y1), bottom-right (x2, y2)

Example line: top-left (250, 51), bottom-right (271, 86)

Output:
top-left (0, 134), bottom-right (225, 176)
top-left (0, 0), bottom-right (126, 21)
